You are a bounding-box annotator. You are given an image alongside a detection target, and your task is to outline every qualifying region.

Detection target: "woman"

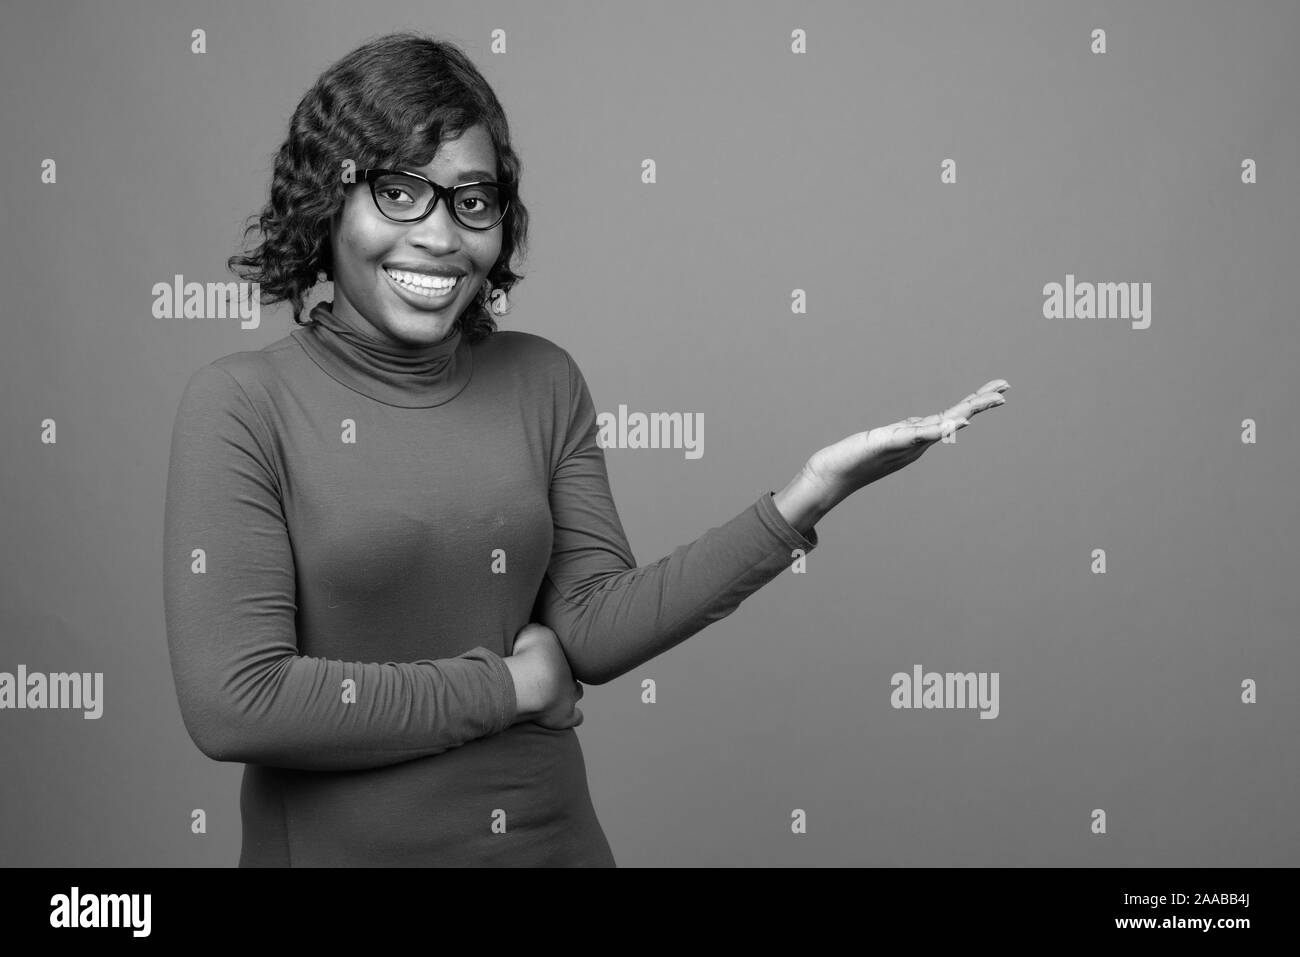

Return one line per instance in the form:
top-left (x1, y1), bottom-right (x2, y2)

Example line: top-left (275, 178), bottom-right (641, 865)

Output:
top-left (162, 32), bottom-right (1009, 867)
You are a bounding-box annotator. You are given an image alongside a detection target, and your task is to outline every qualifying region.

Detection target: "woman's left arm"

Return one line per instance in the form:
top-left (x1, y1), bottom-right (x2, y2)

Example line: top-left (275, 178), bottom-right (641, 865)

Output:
top-left (532, 348), bottom-right (1008, 685)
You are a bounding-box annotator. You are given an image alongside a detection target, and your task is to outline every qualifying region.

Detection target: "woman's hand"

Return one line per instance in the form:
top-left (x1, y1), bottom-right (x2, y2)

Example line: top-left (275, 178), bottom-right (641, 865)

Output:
top-left (805, 379), bottom-right (1011, 499)
top-left (505, 623), bottom-right (585, 730)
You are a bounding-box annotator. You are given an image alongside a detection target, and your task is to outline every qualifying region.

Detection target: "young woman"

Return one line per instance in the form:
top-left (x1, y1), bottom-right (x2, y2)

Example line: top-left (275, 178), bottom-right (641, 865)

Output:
top-left (163, 32), bottom-right (1009, 867)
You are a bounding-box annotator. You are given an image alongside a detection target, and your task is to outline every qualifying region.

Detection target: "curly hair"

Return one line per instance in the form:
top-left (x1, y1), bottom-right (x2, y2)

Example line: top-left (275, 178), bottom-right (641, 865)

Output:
top-left (228, 32), bottom-right (529, 343)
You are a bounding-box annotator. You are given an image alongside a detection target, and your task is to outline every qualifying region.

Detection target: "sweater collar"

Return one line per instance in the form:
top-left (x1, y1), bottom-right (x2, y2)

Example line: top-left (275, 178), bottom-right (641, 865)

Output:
top-left (293, 301), bottom-right (473, 408)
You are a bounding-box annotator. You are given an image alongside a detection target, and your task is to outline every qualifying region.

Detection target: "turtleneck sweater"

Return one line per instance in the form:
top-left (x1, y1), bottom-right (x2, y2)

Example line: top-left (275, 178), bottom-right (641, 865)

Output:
top-left (163, 301), bottom-right (820, 867)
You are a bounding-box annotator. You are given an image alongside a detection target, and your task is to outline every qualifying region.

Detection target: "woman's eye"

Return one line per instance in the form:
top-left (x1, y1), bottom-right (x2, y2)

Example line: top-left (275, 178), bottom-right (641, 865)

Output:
top-left (379, 188), bottom-right (414, 204)
top-left (458, 197), bottom-right (483, 211)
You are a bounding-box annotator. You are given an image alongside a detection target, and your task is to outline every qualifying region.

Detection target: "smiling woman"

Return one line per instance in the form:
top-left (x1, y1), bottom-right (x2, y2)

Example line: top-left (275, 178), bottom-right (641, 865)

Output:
top-left (224, 34), bottom-right (530, 346)
top-left (163, 30), bottom-right (1007, 869)
top-left (326, 127), bottom-right (508, 347)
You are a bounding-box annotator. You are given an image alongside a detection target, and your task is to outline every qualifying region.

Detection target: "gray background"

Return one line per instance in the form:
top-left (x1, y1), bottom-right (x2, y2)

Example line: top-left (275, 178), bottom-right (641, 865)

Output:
top-left (2, 0), bottom-right (1297, 866)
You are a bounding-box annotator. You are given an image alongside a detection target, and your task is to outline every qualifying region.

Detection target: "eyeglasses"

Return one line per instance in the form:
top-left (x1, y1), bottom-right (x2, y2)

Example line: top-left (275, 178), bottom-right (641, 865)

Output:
top-left (358, 168), bottom-right (515, 230)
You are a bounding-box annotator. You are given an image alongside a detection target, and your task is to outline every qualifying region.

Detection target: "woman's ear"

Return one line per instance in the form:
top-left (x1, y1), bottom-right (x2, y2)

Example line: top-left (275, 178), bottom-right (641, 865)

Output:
top-left (320, 218), bottom-right (339, 277)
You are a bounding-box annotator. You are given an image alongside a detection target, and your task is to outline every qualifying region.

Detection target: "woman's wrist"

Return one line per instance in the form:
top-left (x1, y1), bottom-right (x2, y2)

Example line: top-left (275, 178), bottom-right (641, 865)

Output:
top-left (504, 655), bottom-right (543, 721)
top-left (772, 462), bottom-right (846, 537)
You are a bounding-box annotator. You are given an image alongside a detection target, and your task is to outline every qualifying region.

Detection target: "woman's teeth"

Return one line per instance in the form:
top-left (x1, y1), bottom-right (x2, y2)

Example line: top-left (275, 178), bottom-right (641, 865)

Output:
top-left (385, 268), bottom-right (461, 298)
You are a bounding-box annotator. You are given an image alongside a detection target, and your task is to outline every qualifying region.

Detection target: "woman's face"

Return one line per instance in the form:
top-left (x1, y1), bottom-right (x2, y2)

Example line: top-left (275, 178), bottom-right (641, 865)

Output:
top-left (329, 123), bottom-right (504, 346)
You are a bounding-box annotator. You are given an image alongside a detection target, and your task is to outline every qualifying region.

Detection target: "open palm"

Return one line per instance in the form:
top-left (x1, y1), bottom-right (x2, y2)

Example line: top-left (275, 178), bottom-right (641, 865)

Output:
top-left (806, 379), bottom-right (1011, 495)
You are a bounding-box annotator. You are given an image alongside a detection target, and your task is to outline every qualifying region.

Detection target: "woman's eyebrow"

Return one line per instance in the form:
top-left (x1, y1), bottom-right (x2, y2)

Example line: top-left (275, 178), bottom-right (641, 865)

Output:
top-left (395, 166), bottom-right (499, 183)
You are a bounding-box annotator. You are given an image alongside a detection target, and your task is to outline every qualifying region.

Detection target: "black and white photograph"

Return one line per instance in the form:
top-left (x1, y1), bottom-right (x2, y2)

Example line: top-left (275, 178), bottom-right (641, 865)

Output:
top-left (1, 0), bottom-right (1295, 937)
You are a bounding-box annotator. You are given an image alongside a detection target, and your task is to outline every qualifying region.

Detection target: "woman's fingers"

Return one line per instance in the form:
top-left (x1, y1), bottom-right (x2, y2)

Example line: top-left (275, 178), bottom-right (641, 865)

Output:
top-left (867, 380), bottom-right (1009, 456)
top-left (972, 379), bottom-right (1010, 398)
top-left (941, 382), bottom-right (1010, 423)
top-left (900, 382), bottom-right (1007, 429)
top-left (957, 380), bottom-right (1010, 405)
top-left (886, 416), bottom-right (968, 449)
top-left (942, 394), bottom-right (1003, 424)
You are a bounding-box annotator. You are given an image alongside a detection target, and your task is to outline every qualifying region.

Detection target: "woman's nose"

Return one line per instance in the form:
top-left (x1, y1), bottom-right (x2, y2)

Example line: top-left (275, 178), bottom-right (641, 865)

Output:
top-left (406, 198), bottom-right (462, 250)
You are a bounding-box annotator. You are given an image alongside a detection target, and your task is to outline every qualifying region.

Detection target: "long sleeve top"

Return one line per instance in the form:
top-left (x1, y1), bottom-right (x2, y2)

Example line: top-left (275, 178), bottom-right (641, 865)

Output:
top-left (162, 301), bottom-right (820, 866)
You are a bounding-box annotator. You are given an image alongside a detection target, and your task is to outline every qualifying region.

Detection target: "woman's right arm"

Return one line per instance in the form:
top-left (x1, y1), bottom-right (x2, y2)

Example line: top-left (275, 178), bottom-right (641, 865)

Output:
top-left (163, 363), bottom-right (533, 772)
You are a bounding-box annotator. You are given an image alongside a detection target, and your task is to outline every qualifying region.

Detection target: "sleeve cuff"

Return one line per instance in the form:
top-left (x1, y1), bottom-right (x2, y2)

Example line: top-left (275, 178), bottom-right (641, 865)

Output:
top-left (465, 645), bottom-right (518, 732)
top-left (756, 490), bottom-right (819, 552)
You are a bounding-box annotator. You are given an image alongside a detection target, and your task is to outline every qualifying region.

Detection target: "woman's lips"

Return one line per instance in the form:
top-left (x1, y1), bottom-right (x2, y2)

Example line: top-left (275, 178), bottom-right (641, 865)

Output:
top-left (383, 267), bottom-right (462, 308)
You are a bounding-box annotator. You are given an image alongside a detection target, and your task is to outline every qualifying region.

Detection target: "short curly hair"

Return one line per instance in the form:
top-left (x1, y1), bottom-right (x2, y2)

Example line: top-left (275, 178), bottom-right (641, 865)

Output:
top-left (228, 32), bottom-right (529, 343)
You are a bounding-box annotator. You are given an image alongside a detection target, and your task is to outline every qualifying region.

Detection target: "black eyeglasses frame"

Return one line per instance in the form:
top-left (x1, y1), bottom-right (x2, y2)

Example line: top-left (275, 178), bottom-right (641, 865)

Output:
top-left (357, 168), bottom-right (515, 230)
